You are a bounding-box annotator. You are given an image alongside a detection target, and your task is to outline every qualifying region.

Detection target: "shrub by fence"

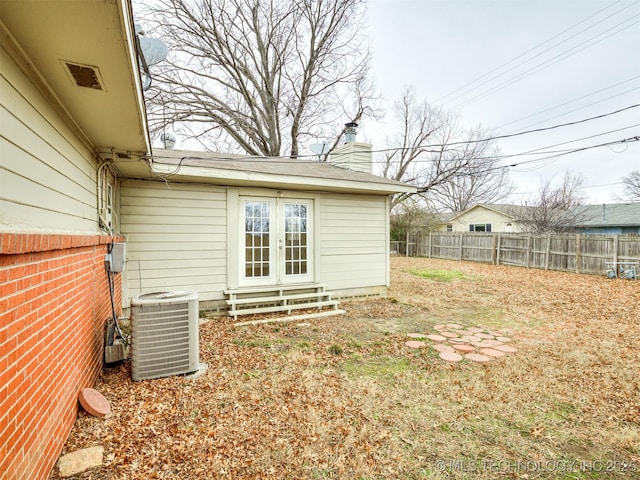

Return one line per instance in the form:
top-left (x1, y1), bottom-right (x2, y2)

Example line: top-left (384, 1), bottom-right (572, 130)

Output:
top-left (394, 233), bottom-right (640, 275)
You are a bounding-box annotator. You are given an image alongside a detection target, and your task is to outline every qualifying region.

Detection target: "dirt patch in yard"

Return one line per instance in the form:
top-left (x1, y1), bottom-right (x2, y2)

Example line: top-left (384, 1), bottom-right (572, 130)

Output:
top-left (51, 257), bottom-right (640, 479)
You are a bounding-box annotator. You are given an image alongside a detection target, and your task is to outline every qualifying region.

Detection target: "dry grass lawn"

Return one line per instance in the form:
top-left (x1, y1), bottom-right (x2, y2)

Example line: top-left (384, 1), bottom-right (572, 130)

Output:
top-left (51, 257), bottom-right (640, 479)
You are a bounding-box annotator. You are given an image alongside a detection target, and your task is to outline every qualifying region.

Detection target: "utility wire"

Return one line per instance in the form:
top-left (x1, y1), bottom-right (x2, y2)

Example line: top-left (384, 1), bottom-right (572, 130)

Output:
top-left (451, 15), bottom-right (640, 110)
top-left (497, 75), bottom-right (640, 130)
top-left (507, 87), bottom-right (640, 134)
top-left (145, 104), bottom-right (640, 170)
top-left (434, 0), bottom-right (633, 104)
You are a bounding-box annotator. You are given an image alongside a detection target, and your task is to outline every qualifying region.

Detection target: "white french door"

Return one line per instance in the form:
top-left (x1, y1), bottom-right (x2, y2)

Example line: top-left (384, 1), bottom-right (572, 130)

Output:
top-left (240, 197), bottom-right (313, 286)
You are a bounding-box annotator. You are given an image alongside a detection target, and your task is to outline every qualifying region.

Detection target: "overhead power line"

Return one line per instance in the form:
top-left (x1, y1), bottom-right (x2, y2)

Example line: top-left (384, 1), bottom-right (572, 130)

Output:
top-left (497, 74), bottom-right (640, 130)
top-left (450, 15), bottom-right (640, 110)
top-left (437, 1), bottom-right (640, 108)
top-left (434, 0), bottom-right (634, 104)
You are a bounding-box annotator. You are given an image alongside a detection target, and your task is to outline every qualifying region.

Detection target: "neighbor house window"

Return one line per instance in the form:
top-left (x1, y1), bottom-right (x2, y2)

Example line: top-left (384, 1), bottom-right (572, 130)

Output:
top-left (469, 223), bottom-right (491, 232)
top-left (446, 224), bottom-right (453, 232)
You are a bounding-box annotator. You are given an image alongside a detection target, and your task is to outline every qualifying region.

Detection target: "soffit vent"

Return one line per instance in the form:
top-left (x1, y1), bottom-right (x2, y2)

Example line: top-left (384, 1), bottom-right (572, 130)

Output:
top-left (62, 61), bottom-right (104, 90)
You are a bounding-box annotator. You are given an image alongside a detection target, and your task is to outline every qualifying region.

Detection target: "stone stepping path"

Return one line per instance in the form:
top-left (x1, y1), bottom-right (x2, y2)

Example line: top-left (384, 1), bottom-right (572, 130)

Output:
top-left (405, 323), bottom-right (518, 364)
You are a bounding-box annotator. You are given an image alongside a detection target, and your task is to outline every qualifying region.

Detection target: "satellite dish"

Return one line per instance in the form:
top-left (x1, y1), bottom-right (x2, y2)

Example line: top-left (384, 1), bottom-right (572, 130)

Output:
top-left (309, 143), bottom-right (330, 155)
top-left (139, 37), bottom-right (169, 66)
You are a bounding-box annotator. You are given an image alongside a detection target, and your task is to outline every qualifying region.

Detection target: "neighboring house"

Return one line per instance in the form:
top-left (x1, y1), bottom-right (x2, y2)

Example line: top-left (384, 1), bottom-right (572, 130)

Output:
top-left (0, 1), bottom-right (415, 478)
top-left (441, 202), bottom-right (640, 235)
top-left (442, 204), bottom-right (529, 233)
top-left (571, 203), bottom-right (640, 234)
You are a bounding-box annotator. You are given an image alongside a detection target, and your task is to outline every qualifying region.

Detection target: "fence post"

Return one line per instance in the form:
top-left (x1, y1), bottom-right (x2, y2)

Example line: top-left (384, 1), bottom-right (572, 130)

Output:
top-left (428, 232), bottom-right (432, 258)
top-left (496, 234), bottom-right (502, 265)
top-left (575, 234), bottom-right (581, 274)
top-left (545, 234), bottom-right (551, 270)
top-left (491, 234), bottom-right (497, 264)
top-left (459, 234), bottom-right (463, 261)
top-left (526, 234), bottom-right (532, 268)
top-left (613, 235), bottom-right (619, 264)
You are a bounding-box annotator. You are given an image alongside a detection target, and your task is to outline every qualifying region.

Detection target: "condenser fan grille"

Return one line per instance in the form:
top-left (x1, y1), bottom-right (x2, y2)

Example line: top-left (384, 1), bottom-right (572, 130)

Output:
top-left (131, 291), bottom-right (199, 381)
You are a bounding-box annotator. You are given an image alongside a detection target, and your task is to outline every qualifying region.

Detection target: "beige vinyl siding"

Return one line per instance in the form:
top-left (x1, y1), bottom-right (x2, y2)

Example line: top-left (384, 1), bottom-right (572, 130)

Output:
top-left (120, 181), bottom-right (227, 304)
top-left (319, 193), bottom-right (389, 290)
top-left (0, 44), bottom-right (97, 233)
top-left (451, 207), bottom-right (519, 233)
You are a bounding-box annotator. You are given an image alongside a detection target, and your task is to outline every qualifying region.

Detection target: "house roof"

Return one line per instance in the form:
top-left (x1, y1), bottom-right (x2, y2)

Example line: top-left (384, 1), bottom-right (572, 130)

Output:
top-left (444, 202), bottom-right (640, 228)
top-left (113, 148), bottom-right (417, 195)
top-left (448, 203), bottom-right (531, 222)
top-left (0, 0), bottom-right (149, 155)
top-left (572, 203), bottom-right (640, 227)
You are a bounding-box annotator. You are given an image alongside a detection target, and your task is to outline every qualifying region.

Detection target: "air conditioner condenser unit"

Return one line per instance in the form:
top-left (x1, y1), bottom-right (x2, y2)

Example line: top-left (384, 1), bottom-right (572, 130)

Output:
top-left (130, 290), bottom-right (204, 381)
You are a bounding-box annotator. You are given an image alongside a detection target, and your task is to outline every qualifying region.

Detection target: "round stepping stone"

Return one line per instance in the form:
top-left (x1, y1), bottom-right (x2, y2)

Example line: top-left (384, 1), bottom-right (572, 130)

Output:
top-left (425, 334), bottom-right (447, 342)
top-left (446, 323), bottom-right (463, 329)
top-left (474, 332), bottom-right (494, 339)
top-left (406, 341), bottom-right (425, 349)
top-left (78, 388), bottom-right (111, 418)
top-left (467, 327), bottom-right (484, 333)
top-left (494, 345), bottom-right (518, 353)
top-left (433, 324), bottom-right (446, 331)
top-left (407, 333), bottom-right (427, 339)
top-left (471, 341), bottom-right (495, 348)
top-left (452, 344), bottom-right (475, 353)
top-left (439, 351), bottom-right (463, 362)
top-left (433, 344), bottom-right (455, 353)
top-left (483, 339), bottom-right (504, 346)
top-left (448, 338), bottom-right (468, 344)
top-left (460, 335), bottom-right (478, 343)
top-left (481, 348), bottom-right (506, 357)
top-left (489, 332), bottom-right (504, 338)
top-left (496, 336), bottom-right (512, 343)
top-left (440, 331), bottom-right (459, 338)
top-left (465, 353), bottom-right (491, 363)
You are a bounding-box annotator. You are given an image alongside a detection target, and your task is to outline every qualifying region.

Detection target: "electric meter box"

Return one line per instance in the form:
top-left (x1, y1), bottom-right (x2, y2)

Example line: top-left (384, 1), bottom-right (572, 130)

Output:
top-left (107, 242), bottom-right (126, 273)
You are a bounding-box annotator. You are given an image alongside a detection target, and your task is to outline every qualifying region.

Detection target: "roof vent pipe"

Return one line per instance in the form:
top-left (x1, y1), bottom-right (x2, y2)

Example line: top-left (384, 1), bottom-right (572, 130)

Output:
top-left (344, 122), bottom-right (358, 143)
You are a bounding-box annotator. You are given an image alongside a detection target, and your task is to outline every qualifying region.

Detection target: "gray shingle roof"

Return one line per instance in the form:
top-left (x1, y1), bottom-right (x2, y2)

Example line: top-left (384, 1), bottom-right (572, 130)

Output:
top-left (572, 203), bottom-right (640, 227)
top-left (150, 149), bottom-right (414, 192)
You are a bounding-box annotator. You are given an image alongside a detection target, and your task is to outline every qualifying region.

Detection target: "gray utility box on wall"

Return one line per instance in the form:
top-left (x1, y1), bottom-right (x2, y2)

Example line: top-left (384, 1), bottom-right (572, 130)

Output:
top-left (106, 242), bottom-right (126, 273)
top-left (130, 290), bottom-right (200, 381)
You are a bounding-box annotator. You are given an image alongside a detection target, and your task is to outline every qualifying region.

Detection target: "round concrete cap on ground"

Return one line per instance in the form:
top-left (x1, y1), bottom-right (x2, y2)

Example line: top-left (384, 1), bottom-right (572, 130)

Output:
top-left (481, 348), bottom-right (506, 357)
top-left (78, 388), bottom-right (111, 418)
top-left (425, 334), bottom-right (448, 342)
top-left (465, 353), bottom-right (491, 363)
top-left (439, 351), bottom-right (463, 362)
top-left (440, 331), bottom-right (459, 338)
top-left (406, 341), bottom-right (425, 349)
top-left (452, 344), bottom-right (475, 353)
top-left (433, 344), bottom-right (455, 353)
top-left (474, 332), bottom-right (495, 339)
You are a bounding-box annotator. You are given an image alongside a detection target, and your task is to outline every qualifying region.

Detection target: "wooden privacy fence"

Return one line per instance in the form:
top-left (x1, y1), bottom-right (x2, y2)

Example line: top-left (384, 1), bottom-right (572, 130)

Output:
top-left (406, 233), bottom-right (640, 275)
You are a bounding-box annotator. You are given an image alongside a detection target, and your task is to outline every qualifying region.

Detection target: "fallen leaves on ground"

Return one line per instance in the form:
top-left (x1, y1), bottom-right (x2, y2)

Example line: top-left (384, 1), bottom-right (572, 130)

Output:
top-left (51, 257), bottom-right (640, 479)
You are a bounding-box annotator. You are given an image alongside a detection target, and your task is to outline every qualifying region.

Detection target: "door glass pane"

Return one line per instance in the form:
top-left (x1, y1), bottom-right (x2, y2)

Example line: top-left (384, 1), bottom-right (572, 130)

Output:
top-left (284, 202), bottom-right (308, 277)
top-left (244, 201), bottom-right (270, 278)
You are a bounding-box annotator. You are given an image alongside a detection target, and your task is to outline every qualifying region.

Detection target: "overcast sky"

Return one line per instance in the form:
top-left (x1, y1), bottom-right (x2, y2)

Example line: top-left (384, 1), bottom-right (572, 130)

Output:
top-left (361, 0), bottom-right (640, 204)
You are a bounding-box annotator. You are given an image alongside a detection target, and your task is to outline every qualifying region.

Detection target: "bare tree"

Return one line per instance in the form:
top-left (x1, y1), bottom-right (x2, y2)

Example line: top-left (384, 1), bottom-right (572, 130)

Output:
top-left (137, 0), bottom-right (376, 156)
top-left (379, 87), bottom-right (507, 209)
top-left (426, 156), bottom-right (515, 212)
top-left (621, 170), bottom-right (640, 201)
top-left (515, 171), bottom-right (587, 233)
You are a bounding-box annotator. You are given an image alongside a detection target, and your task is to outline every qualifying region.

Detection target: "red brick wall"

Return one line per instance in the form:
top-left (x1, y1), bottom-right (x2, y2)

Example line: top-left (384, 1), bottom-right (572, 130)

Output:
top-left (0, 233), bottom-right (124, 480)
